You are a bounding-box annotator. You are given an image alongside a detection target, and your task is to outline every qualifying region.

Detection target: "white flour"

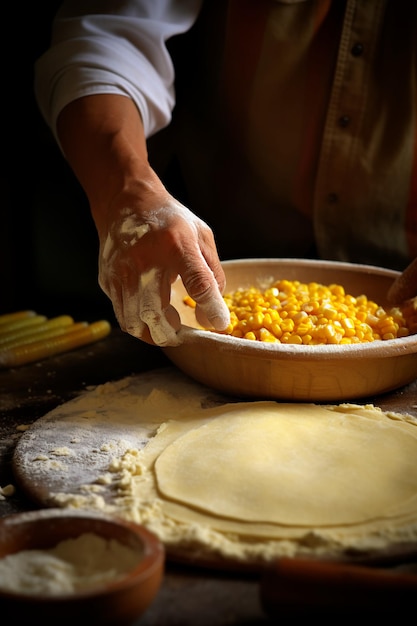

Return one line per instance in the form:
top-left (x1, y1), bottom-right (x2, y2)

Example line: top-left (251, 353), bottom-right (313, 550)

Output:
top-left (0, 532), bottom-right (143, 595)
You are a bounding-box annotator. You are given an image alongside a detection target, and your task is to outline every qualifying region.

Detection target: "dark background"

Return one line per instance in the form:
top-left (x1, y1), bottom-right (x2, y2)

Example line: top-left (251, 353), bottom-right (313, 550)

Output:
top-left (1, 4), bottom-right (116, 323)
top-left (2, 2), bottom-right (256, 325)
top-left (2, 4), bottom-right (206, 326)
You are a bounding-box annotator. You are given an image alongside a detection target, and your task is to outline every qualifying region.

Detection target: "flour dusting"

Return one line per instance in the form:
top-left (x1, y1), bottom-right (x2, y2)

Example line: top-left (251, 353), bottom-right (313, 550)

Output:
top-left (12, 367), bottom-right (417, 569)
top-left (0, 533), bottom-right (143, 595)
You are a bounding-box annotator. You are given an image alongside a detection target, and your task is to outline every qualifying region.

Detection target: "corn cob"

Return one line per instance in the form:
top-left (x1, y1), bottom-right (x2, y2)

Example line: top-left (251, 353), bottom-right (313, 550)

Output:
top-left (0, 315), bottom-right (75, 348)
top-left (0, 320), bottom-right (111, 368)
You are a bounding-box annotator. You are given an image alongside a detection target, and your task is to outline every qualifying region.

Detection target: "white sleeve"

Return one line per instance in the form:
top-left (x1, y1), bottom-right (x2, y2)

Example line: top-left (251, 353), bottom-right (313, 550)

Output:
top-left (34, 0), bottom-right (203, 139)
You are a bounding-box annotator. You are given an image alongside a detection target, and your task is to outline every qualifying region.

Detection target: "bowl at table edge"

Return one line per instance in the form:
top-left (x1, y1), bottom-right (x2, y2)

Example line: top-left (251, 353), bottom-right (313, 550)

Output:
top-left (0, 508), bottom-right (164, 625)
top-left (163, 258), bottom-right (417, 402)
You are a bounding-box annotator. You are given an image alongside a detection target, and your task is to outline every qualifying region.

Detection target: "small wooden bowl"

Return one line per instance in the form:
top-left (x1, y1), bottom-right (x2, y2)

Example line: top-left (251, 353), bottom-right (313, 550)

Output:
top-left (0, 509), bottom-right (164, 625)
top-left (164, 258), bottom-right (417, 401)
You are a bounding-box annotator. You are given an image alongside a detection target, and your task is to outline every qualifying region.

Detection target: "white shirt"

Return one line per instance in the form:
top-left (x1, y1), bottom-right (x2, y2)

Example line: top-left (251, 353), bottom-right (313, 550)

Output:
top-left (35, 0), bottom-right (202, 139)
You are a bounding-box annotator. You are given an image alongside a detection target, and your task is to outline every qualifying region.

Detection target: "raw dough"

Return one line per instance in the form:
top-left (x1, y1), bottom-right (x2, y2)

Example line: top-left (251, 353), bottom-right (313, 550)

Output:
top-left (153, 402), bottom-right (417, 527)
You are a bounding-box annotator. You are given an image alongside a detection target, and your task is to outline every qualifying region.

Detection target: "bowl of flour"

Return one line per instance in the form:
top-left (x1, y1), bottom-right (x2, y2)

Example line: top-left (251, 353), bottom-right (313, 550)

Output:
top-left (0, 508), bottom-right (164, 624)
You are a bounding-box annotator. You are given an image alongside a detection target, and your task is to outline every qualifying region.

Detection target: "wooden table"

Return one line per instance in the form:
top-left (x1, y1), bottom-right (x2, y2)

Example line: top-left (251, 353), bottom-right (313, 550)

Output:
top-left (1, 329), bottom-right (416, 623)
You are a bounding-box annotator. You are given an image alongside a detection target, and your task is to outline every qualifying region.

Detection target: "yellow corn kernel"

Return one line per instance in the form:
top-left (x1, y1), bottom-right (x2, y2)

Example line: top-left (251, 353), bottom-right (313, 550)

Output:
top-left (354, 310), bottom-right (368, 323)
top-left (303, 300), bottom-right (320, 314)
top-left (269, 309), bottom-right (280, 321)
top-left (293, 311), bottom-right (308, 322)
top-left (259, 328), bottom-right (278, 342)
top-left (280, 318), bottom-right (295, 333)
top-left (295, 323), bottom-right (312, 337)
top-left (366, 314), bottom-right (379, 326)
top-left (378, 323), bottom-right (398, 337)
top-left (329, 283), bottom-right (345, 297)
top-left (190, 278), bottom-right (417, 345)
top-left (317, 305), bottom-right (338, 320)
top-left (270, 321), bottom-right (283, 339)
top-left (183, 296), bottom-right (196, 308)
top-left (262, 313), bottom-right (273, 329)
top-left (286, 334), bottom-right (303, 345)
top-left (248, 312), bottom-right (264, 330)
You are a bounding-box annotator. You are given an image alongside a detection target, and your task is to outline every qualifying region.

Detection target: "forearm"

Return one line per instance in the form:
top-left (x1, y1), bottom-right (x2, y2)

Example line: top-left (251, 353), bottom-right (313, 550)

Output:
top-left (56, 91), bottom-right (229, 345)
top-left (56, 94), bottom-right (169, 235)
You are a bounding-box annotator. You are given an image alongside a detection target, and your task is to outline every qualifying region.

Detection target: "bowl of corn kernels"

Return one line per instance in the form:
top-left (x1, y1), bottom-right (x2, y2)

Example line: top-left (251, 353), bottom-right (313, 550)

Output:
top-left (163, 258), bottom-right (417, 401)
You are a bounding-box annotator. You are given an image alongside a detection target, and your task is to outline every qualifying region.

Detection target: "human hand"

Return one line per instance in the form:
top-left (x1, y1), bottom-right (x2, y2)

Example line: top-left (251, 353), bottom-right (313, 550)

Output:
top-left (54, 94), bottom-right (230, 346)
top-left (387, 257), bottom-right (417, 304)
top-left (97, 195), bottom-right (230, 346)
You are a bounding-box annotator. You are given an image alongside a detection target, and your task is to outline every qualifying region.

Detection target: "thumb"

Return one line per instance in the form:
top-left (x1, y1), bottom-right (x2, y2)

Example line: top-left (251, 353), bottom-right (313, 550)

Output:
top-left (195, 291), bottom-right (230, 330)
top-left (182, 270), bottom-right (230, 331)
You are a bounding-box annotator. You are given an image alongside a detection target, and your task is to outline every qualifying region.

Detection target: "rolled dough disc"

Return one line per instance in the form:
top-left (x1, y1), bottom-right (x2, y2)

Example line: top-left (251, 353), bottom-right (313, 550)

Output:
top-left (153, 402), bottom-right (417, 527)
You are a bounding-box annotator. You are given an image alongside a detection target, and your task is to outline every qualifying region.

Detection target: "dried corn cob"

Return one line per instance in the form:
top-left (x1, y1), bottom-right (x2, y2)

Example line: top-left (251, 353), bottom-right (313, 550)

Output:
top-left (0, 315), bottom-right (75, 348)
top-left (0, 310), bottom-right (36, 326)
top-left (0, 320), bottom-right (111, 368)
top-left (0, 314), bottom-right (47, 337)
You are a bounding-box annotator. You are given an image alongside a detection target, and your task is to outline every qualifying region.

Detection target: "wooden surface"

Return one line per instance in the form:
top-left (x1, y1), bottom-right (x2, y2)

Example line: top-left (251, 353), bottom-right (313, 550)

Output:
top-left (1, 328), bottom-right (417, 622)
top-left (11, 367), bottom-right (228, 519)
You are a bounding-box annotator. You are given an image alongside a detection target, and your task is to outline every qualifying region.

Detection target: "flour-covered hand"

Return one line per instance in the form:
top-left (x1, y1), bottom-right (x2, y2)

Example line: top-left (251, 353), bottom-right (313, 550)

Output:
top-left (98, 197), bottom-right (230, 346)
top-left (53, 95), bottom-right (229, 345)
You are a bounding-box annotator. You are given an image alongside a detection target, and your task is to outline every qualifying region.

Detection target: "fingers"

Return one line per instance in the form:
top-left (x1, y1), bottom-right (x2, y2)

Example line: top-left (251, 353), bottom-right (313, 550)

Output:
top-left (116, 255), bottom-right (228, 343)
top-left (181, 259), bottom-right (230, 331)
top-left (195, 230), bottom-right (230, 331)
top-left (116, 259), bottom-right (228, 343)
top-left (97, 198), bottom-right (229, 344)
top-left (387, 258), bottom-right (417, 303)
top-left (194, 290), bottom-right (230, 331)
top-left (103, 265), bottom-right (181, 347)
top-left (138, 268), bottom-right (181, 346)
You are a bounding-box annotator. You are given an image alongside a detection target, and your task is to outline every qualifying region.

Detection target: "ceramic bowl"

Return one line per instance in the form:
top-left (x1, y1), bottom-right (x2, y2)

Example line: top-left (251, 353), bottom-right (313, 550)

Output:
top-left (0, 508), bottom-right (164, 625)
top-left (163, 258), bottom-right (417, 401)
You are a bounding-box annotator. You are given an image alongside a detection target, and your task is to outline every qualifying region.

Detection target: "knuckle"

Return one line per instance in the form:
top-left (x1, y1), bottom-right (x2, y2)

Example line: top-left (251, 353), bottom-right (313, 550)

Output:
top-left (186, 273), bottom-right (214, 303)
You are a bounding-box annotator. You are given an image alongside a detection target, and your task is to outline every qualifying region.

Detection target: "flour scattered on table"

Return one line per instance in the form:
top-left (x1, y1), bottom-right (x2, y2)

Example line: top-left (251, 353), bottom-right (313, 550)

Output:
top-left (16, 424), bottom-right (30, 432)
top-left (50, 447), bottom-right (74, 457)
top-left (12, 367), bottom-right (417, 568)
top-left (0, 484), bottom-right (15, 499)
